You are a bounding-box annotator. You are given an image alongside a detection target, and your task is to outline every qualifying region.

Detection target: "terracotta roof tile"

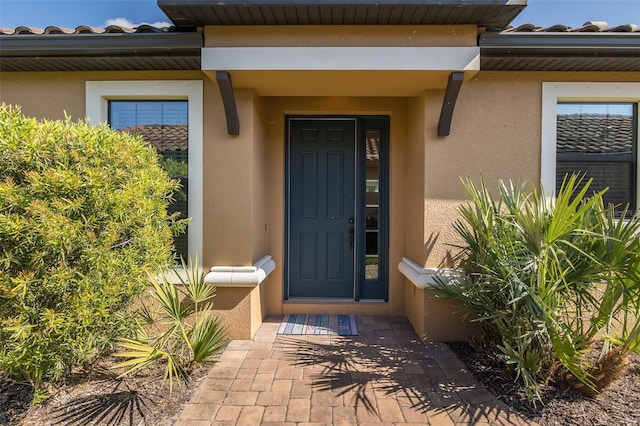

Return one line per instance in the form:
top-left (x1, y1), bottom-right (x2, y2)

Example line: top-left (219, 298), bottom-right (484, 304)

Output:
top-left (366, 138), bottom-right (379, 161)
top-left (505, 21), bottom-right (640, 33)
top-left (0, 25), bottom-right (173, 35)
top-left (43, 26), bottom-right (75, 34)
top-left (4, 20), bottom-right (639, 36)
top-left (557, 114), bottom-right (634, 154)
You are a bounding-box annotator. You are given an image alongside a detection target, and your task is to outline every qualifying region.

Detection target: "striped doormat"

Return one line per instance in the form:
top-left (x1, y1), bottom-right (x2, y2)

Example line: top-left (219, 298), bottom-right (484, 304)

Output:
top-left (277, 314), bottom-right (358, 336)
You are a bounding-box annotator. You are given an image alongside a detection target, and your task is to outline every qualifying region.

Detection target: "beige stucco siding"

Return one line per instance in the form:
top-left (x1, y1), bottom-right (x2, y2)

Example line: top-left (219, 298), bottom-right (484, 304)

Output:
top-left (0, 71), bottom-right (203, 120)
top-left (1, 72), bottom-right (87, 119)
top-left (251, 95), bottom-right (269, 262)
top-left (404, 94), bottom-right (428, 335)
top-left (406, 94), bottom-right (428, 264)
top-left (204, 25), bottom-right (477, 47)
top-left (1, 65), bottom-right (637, 340)
top-left (203, 87), bottom-right (263, 266)
top-left (418, 71), bottom-right (639, 267)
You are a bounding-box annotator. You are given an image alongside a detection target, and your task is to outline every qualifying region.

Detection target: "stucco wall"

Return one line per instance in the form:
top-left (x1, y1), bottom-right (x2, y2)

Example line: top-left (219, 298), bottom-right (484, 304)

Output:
top-left (251, 94), bottom-right (269, 262)
top-left (1, 67), bottom-right (637, 339)
top-left (418, 71), bottom-right (638, 267)
top-left (204, 25), bottom-right (477, 47)
top-left (204, 87), bottom-right (254, 265)
top-left (404, 94), bottom-right (427, 335)
top-left (0, 71), bottom-right (203, 120)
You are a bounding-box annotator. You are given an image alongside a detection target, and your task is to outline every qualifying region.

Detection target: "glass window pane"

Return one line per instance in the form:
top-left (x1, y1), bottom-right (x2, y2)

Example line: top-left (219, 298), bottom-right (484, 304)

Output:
top-left (366, 207), bottom-right (378, 230)
top-left (556, 102), bottom-right (637, 215)
top-left (557, 103), bottom-right (634, 155)
top-left (364, 129), bottom-right (380, 280)
top-left (109, 100), bottom-right (189, 261)
top-left (556, 162), bottom-right (633, 212)
top-left (366, 231), bottom-right (378, 255)
top-left (365, 256), bottom-right (378, 280)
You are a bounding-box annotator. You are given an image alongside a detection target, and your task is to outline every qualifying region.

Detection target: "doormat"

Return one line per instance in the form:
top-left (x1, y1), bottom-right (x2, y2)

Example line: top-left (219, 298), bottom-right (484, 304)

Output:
top-left (277, 314), bottom-right (358, 336)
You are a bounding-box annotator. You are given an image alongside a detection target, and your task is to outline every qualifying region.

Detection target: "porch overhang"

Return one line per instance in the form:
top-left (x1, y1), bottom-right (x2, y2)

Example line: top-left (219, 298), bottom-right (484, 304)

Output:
top-left (202, 46), bottom-right (479, 96)
top-left (159, 0), bottom-right (527, 32)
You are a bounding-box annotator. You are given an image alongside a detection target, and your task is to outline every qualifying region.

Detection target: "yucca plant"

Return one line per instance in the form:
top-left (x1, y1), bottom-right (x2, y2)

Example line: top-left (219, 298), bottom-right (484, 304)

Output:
top-left (431, 174), bottom-right (640, 403)
top-left (113, 258), bottom-right (227, 392)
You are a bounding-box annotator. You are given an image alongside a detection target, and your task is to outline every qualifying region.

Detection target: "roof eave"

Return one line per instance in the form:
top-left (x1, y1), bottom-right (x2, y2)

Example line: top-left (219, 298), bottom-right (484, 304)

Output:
top-left (0, 32), bottom-right (203, 72)
top-left (480, 32), bottom-right (640, 71)
top-left (0, 32), bottom-right (202, 57)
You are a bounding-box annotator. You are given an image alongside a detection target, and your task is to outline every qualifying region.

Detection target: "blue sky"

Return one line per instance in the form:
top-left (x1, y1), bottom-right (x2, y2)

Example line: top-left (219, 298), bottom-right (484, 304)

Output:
top-left (0, 0), bottom-right (638, 29)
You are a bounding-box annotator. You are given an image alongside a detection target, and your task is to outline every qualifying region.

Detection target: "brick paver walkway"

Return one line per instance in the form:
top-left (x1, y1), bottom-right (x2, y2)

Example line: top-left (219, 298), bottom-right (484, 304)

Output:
top-left (175, 315), bottom-right (533, 425)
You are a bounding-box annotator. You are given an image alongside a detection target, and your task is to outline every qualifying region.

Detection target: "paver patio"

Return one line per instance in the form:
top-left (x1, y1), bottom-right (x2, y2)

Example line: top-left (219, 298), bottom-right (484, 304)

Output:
top-left (175, 315), bottom-right (533, 425)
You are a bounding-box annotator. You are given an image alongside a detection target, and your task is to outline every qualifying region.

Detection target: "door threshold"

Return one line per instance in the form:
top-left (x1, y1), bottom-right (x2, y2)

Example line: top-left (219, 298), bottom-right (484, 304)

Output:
top-left (285, 298), bottom-right (387, 304)
top-left (286, 298), bottom-right (355, 303)
top-left (282, 299), bottom-right (389, 315)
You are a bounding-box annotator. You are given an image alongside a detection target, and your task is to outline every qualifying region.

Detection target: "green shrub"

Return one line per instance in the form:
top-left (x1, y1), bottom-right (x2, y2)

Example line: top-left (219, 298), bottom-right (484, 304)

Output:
top-left (113, 258), bottom-right (227, 392)
top-left (431, 175), bottom-right (640, 403)
top-left (0, 104), bottom-right (185, 386)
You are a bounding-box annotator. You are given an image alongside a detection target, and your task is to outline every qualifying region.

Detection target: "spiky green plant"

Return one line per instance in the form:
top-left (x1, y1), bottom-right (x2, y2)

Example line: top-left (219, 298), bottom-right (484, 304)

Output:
top-left (431, 174), bottom-right (640, 403)
top-left (113, 258), bottom-right (227, 392)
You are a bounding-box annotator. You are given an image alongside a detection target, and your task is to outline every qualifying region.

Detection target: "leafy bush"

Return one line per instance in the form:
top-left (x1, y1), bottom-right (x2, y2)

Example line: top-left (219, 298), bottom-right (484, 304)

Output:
top-left (0, 104), bottom-right (184, 386)
top-left (113, 259), bottom-right (227, 391)
top-left (432, 175), bottom-right (640, 403)
top-left (159, 157), bottom-right (188, 179)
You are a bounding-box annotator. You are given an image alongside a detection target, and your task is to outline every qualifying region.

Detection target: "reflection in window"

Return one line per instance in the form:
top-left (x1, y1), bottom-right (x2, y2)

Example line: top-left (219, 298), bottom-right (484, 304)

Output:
top-left (365, 130), bottom-right (380, 280)
top-left (109, 100), bottom-right (189, 260)
top-left (556, 103), bottom-right (637, 216)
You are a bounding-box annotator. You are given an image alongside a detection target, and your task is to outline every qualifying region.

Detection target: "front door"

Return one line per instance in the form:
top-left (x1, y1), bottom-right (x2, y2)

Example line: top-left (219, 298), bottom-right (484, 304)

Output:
top-left (287, 119), bottom-right (356, 298)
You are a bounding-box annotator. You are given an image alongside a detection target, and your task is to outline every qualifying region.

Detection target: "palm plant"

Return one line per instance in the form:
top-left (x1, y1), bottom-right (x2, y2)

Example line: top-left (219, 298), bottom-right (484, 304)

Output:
top-left (432, 174), bottom-right (640, 403)
top-left (113, 257), bottom-right (227, 392)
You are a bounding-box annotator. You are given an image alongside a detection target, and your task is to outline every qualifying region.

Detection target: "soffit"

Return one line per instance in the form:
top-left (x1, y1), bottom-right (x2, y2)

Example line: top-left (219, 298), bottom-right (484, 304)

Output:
top-left (158, 0), bottom-right (527, 32)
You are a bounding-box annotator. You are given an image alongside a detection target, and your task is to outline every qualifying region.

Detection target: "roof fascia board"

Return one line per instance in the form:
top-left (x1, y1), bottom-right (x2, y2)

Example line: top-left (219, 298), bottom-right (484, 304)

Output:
top-left (159, 0), bottom-right (526, 5)
top-left (202, 46), bottom-right (480, 71)
top-left (0, 32), bottom-right (202, 58)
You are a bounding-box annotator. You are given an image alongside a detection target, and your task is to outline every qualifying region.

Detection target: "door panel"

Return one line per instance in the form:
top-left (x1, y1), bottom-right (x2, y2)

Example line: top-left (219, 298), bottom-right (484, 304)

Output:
top-left (288, 119), bottom-right (356, 298)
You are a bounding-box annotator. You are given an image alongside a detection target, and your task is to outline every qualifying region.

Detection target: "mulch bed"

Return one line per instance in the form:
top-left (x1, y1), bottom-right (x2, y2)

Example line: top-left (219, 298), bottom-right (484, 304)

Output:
top-left (448, 342), bottom-right (640, 425)
top-left (0, 361), bottom-right (209, 426)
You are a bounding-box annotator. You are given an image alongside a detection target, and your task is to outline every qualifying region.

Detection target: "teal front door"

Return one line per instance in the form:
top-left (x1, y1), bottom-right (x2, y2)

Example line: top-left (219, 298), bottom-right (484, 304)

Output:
top-left (287, 119), bottom-right (356, 298)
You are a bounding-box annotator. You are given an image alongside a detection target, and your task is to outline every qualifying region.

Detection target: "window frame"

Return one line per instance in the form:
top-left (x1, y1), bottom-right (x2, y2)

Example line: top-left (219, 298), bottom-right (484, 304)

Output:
top-left (86, 81), bottom-right (203, 263)
top-left (541, 83), bottom-right (640, 206)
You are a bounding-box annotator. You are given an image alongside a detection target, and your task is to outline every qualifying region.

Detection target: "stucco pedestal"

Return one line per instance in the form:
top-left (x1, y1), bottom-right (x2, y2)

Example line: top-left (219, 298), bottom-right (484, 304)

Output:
top-left (400, 257), bottom-right (481, 341)
top-left (204, 255), bottom-right (275, 339)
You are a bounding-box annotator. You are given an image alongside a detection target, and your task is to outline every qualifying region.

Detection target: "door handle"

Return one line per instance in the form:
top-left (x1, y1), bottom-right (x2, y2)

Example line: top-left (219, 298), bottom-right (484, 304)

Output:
top-left (348, 217), bottom-right (354, 249)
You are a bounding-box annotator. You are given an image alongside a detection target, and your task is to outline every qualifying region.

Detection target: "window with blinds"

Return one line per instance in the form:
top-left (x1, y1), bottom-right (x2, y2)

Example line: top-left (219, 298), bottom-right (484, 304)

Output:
top-left (108, 100), bottom-right (189, 260)
top-left (556, 102), bottom-right (637, 216)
